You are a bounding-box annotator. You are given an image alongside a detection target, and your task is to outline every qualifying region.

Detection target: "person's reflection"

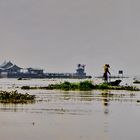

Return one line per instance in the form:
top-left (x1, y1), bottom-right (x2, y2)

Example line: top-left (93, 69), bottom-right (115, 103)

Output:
top-left (103, 97), bottom-right (109, 107)
top-left (101, 91), bottom-right (110, 114)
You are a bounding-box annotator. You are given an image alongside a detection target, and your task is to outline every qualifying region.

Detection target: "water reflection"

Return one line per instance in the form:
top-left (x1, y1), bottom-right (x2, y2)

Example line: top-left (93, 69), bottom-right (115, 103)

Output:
top-left (1, 79), bottom-right (140, 140)
top-left (60, 90), bottom-right (137, 104)
top-left (101, 91), bottom-right (110, 115)
top-left (0, 89), bottom-right (138, 115)
top-left (101, 92), bottom-right (110, 107)
top-left (79, 91), bottom-right (94, 101)
top-left (0, 89), bottom-right (140, 140)
top-left (0, 104), bottom-right (18, 112)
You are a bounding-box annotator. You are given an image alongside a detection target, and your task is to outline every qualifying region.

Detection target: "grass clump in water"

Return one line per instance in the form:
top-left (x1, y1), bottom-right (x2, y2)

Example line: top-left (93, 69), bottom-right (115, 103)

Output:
top-left (47, 80), bottom-right (94, 91)
top-left (93, 83), bottom-right (140, 91)
top-left (93, 83), bottom-right (112, 90)
top-left (21, 81), bottom-right (140, 91)
top-left (0, 90), bottom-right (35, 104)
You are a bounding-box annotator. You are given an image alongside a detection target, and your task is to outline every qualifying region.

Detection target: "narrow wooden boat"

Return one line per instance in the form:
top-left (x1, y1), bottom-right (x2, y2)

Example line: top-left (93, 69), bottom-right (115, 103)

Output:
top-left (108, 80), bottom-right (122, 86)
top-left (133, 80), bottom-right (140, 84)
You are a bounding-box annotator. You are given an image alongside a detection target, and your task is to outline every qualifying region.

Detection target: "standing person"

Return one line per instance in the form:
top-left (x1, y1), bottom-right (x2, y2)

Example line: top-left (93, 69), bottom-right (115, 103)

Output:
top-left (103, 64), bottom-right (111, 82)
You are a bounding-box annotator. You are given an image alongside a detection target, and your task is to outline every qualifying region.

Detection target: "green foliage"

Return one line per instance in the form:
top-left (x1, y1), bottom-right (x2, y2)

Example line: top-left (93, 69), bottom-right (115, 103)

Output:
top-left (21, 81), bottom-right (140, 91)
top-left (93, 83), bottom-right (111, 89)
top-left (115, 85), bottom-right (140, 91)
top-left (0, 90), bottom-right (35, 103)
top-left (93, 83), bottom-right (140, 91)
top-left (50, 80), bottom-right (94, 91)
top-left (79, 80), bottom-right (94, 90)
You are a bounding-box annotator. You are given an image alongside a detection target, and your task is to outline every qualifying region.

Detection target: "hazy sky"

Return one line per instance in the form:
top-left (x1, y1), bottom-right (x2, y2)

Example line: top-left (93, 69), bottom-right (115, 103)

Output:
top-left (0, 0), bottom-right (140, 76)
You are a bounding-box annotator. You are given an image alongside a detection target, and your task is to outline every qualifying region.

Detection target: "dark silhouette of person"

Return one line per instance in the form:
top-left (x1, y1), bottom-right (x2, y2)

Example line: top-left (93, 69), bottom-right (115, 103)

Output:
top-left (103, 64), bottom-right (111, 82)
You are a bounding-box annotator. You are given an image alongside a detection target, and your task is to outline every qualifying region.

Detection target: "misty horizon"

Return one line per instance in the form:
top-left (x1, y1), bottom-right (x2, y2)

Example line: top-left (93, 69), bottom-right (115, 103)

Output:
top-left (0, 0), bottom-right (140, 76)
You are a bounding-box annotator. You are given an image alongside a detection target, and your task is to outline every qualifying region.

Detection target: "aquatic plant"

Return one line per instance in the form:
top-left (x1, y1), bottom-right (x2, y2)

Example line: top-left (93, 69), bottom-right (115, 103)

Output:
top-left (21, 81), bottom-right (140, 91)
top-left (92, 82), bottom-right (140, 91)
top-left (79, 80), bottom-right (94, 90)
top-left (93, 83), bottom-right (112, 89)
top-left (0, 90), bottom-right (35, 104)
top-left (49, 80), bottom-right (94, 91)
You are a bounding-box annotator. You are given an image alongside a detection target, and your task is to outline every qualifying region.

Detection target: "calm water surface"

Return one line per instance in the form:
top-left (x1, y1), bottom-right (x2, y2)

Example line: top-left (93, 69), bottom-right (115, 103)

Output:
top-left (0, 78), bottom-right (140, 140)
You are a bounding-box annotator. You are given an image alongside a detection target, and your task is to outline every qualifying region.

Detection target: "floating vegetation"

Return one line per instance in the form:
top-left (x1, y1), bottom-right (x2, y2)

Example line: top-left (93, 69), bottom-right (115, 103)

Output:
top-left (93, 83), bottom-right (140, 91)
top-left (21, 80), bottom-right (140, 91)
top-left (49, 81), bottom-right (94, 91)
top-left (0, 90), bottom-right (35, 104)
top-left (21, 81), bottom-right (94, 91)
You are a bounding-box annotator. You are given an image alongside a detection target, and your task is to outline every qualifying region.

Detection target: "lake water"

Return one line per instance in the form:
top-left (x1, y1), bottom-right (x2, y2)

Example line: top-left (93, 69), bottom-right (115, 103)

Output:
top-left (0, 78), bottom-right (140, 140)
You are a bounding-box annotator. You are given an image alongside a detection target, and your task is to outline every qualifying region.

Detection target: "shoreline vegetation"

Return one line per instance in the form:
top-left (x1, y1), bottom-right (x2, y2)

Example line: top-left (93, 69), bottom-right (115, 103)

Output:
top-left (0, 90), bottom-right (35, 104)
top-left (21, 80), bottom-right (140, 91)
